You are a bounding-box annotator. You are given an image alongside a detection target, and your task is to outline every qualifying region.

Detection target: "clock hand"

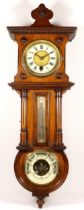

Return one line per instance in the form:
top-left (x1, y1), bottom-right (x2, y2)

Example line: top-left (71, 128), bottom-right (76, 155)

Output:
top-left (41, 51), bottom-right (54, 59)
top-left (29, 52), bottom-right (43, 60)
top-left (34, 52), bottom-right (45, 59)
top-left (34, 52), bottom-right (48, 59)
top-left (49, 51), bottom-right (54, 55)
top-left (34, 54), bottom-right (48, 60)
top-left (36, 51), bottom-right (54, 60)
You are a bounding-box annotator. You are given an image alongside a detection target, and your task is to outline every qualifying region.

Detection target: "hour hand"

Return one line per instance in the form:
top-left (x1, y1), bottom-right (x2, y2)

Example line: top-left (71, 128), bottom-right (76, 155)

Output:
top-left (42, 51), bottom-right (54, 59)
top-left (35, 52), bottom-right (47, 60)
top-left (35, 53), bottom-right (43, 59)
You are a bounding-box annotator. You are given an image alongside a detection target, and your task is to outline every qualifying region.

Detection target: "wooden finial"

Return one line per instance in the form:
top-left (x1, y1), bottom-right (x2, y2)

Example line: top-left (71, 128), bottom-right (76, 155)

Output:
top-left (31, 4), bottom-right (53, 27)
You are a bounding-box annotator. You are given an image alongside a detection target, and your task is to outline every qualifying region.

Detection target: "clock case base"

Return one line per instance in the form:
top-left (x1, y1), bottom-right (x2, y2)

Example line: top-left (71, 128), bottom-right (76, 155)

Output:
top-left (32, 192), bottom-right (49, 208)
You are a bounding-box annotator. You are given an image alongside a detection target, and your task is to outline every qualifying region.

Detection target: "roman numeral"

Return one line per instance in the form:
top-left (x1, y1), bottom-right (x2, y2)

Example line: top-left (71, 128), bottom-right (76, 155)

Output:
top-left (27, 57), bottom-right (32, 59)
top-left (40, 45), bottom-right (43, 49)
top-left (34, 47), bottom-right (38, 51)
top-left (51, 57), bottom-right (55, 59)
top-left (49, 62), bottom-right (54, 66)
top-left (29, 62), bottom-right (33, 66)
top-left (29, 52), bottom-right (34, 54)
top-left (46, 47), bottom-right (48, 51)
top-left (34, 66), bottom-right (37, 70)
top-left (46, 66), bottom-right (49, 70)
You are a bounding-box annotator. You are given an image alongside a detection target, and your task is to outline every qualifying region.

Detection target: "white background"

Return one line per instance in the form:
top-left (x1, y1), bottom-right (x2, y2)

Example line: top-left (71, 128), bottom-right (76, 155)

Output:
top-left (0, 0), bottom-right (84, 209)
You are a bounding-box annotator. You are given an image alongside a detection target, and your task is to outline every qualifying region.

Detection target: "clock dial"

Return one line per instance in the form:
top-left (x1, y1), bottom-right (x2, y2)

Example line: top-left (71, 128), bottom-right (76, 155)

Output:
top-left (22, 40), bottom-right (62, 76)
top-left (25, 150), bottom-right (59, 185)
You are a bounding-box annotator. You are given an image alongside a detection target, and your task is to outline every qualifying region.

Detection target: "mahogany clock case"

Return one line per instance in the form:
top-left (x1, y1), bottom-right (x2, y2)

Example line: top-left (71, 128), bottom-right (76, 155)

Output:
top-left (7, 3), bottom-right (77, 208)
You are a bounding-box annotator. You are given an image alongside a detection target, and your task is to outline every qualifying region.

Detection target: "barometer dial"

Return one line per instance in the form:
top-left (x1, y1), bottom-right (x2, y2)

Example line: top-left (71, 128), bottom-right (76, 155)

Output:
top-left (25, 150), bottom-right (59, 185)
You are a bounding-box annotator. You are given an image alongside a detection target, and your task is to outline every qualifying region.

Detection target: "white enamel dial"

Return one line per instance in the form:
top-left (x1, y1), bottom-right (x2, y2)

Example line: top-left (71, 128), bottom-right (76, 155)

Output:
top-left (22, 40), bottom-right (62, 76)
top-left (25, 150), bottom-right (59, 185)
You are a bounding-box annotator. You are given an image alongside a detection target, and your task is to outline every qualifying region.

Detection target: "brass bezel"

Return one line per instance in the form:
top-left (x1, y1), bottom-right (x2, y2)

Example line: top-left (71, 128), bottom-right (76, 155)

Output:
top-left (22, 40), bottom-right (62, 77)
top-left (24, 150), bottom-right (59, 185)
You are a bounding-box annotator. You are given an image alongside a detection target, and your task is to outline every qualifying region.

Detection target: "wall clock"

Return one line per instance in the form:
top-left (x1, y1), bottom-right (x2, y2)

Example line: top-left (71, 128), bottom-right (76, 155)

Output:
top-left (7, 4), bottom-right (77, 208)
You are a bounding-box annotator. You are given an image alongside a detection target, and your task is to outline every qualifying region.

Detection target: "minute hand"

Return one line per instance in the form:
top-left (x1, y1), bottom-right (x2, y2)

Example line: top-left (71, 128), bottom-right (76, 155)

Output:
top-left (41, 51), bottom-right (54, 59)
top-left (35, 51), bottom-right (54, 60)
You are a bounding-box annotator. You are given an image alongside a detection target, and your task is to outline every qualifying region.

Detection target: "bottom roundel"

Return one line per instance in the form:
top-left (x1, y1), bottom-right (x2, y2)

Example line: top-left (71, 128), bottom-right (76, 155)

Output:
top-left (14, 149), bottom-right (69, 194)
top-left (24, 150), bottom-right (59, 185)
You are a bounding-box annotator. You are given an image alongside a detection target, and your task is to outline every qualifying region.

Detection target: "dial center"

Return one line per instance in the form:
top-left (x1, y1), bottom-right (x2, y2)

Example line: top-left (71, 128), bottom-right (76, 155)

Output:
top-left (34, 50), bottom-right (50, 66)
top-left (33, 159), bottom-right (50, 176)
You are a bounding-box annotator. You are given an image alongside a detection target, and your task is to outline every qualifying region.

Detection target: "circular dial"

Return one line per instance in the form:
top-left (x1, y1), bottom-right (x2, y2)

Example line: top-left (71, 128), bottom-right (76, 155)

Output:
top-left (25, 150), bottom-right (59, 185)
top-left (22, 40), bottom-right (62, 76)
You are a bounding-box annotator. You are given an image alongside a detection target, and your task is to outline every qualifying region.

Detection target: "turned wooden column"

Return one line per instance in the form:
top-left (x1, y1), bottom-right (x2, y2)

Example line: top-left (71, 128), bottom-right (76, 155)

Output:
top-left (52, 88), bottom-right (66, 151)
top-left (56, 89), bottom-right (62, 145)
top-left (17, 89), bottom-right (33, 151)
top-left (20, 89), bottom-right (28, 145)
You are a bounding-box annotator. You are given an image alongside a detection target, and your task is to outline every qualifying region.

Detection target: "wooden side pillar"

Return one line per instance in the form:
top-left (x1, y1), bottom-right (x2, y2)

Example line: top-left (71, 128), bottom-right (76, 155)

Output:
top-left (17, 89), bottom-right (33, 151)
top-left (51, 89), bottom-right (66, 151)
top-left (56, 89), bottom-right (62, 145)
top-left (20, 90), bottom-right (28, 145)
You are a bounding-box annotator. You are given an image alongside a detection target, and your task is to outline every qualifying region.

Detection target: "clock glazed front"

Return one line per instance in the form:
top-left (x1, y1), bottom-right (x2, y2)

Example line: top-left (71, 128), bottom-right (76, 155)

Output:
top-left (22, 40), bottom-right (62, 76)
top-left (7, 4), bottom-right (77, 208)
